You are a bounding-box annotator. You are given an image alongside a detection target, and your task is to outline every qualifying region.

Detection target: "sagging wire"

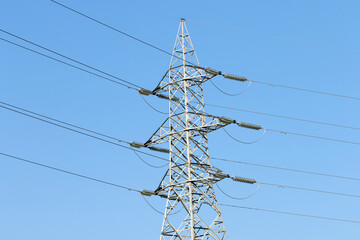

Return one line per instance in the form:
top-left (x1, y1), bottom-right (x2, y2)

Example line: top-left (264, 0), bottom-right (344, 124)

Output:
top-left (0, 37), bottom-right (139, 91)
top-left (140, 95), bottom-right (168, 115)
top-left (209, 79), bottom-right (252, 96)
top-left (266, 128), bottom-right (360, 146)
top-left (223, 128), bottom-right (267, 144)
top-left (131, 146), bottom-right (168, 168)
top-left (142, 195), bottom-right (183, 215)
top-left (216, 182), bottom-right (261, 200)
top-left (0, 152), bottom-right (141, 192)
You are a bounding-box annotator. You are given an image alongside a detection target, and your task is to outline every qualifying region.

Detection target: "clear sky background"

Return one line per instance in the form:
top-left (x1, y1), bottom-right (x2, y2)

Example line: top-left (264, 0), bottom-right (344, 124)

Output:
top-left (1, 0), bottom-right (360, 239)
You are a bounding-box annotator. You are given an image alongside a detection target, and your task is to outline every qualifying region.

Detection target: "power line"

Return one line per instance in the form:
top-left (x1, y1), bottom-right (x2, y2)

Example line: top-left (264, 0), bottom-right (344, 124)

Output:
top-left (0, 98), bottom-right (359, 194)
top-left (266, 128), bottom-right (360, 146)
top-left (0, 100), bottom-right (125, 143)
top-left (0, 151), bottom-right (179, 216)
top-left (211, 156), bottom-right (360, 181)
top-left (223, 127), bottom-right (267, 144)
top-left (227, 173), bottom-right (360, 199)
top-left (187, 19), bottom-right (360, 56)
top-left (131, 146), bottom-right (168, 168)
top-left (2, 100), bottom-right (359, 184)
top-left (250, 79), bottom-right (360, 101)
top-left (3, 102), bottom-right (360, 220)
top-left (3, 98), bottom-right (359, 180)
top-left (3, 150), bottom-right (359, 225)
top-left (0, 37), bottom-right (139, 90)
top-left (4, 102), bottom-right (360, 197)
top-left (206, 103), bottom-right (360, 131)
top-left (0, 28), bottom-right (142, 90)
top-left (49, 1), bottom-right (360, 101)
top-left (0, 102), bottom-right (168, 163)
top-left (257, 181), bottom-right (360, 198)
top-left (220, 203), bottom-right (360, 224)
top-left (225, 117), bottom-right (360, 146)
top-left (3, 150), bottom-right (358, 225)
top-left (216, 182), bottom-right (261, 200)
top-left (50, 0), bottom-right (193, 65)
top-left (0, 152), bottom-right (140, 192)
top-left (209, 79), bottom-right (252, 96)
top-left (213, 70), bottom-right (360, 101)
top-left (0, 36), bottom-right (175, 102)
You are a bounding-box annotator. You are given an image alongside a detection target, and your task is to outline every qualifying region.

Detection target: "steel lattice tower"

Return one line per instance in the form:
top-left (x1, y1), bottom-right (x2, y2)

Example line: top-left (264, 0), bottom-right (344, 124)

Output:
top-left (141, 19), bottom-right (229, 239)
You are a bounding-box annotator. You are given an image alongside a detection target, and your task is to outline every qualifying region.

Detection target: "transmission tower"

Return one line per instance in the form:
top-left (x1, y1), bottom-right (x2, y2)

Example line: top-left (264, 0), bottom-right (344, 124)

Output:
top-left (135, 19), bottom-right (232, 239)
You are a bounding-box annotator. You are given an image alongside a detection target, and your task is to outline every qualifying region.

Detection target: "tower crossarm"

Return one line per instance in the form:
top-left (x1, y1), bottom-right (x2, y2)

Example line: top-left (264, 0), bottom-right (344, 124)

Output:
top-left (152, 65), bottom-right (216, 94)
top-left (154, 165), bottom-right (229, 196)
top-left (144, 113), bottom-right (232, 147)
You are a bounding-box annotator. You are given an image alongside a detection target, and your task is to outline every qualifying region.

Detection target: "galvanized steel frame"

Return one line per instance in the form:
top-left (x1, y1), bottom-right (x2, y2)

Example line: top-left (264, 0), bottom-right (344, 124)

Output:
top-left (147, 19), bottom-right (229, 240)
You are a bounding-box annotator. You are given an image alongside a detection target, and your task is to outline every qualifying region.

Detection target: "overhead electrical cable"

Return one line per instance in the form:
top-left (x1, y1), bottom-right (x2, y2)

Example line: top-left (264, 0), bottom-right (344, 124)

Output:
top-left (206, 103), bottom-right (360, 131)
top-left (140, 95), bottom-right (168, 115)
top-left (0, 152), bottom-right (140, 192)
top-left (0, 152), bottom-right (179, 216)
top-left (249, 79), bottom-right (360, 101)
top-left (227, 173), bottom-right (360, 199)
top-left (0, 28), bottom-right (142, 90)
top-left (0, 100), bottom-right (126, 143)
top-left (257, 180), bottom-right (360, 198)
top-left (209, 79), bottom-right (252, 96)
top-left (231, 118), bottom-right (360, 146)
top-left (206, 69), bottom-right (360, 101)
top-left (0, 103), bottom-right (168, 163)
top-left (50, 0), bottom-right (193, 66)
top-left (2, 152), bottom-right (359, 225)
top-left (48, 1), bottom-right (360, 101)
top-left (0, 37), bottom-right (177, 104)
top-left (216, 182), bottom-right (261, 200)
top-left (4, 28), bottom-right (358, 130)
top-left (266, 128), bottom-right (360, 146)
top-left (2, 100), bottom-right (359, 182)
top-left (210, 156), bottom-right (360, 181)
top-left (223, 128), bottom-right (267, 144)
top-left (131, 146), bottom-right (168, 168)
top-left (186, 18), bottom-right (360, 56)
top-left (4, 97), bottom-right (358, 199)
top-left (142, 196), bottom-right (183, 216)
top-left (220, 204), bottom-right (360, 224)
top-left (0, 37), bottom-right (139, 90)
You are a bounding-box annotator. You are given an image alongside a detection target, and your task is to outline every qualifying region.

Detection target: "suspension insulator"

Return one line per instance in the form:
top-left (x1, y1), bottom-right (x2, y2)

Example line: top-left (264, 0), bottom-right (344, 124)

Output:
top-left (140, 190), bottom-right (156, 196)
top-left (219, 117), bottom-right (235, 125)
top-left (130, 142), bottom-right (145, 148)
top-left (156, 94), bottom-right (180, 102)
top-left (232, 176), bottom-right (256, 184)
top-left (223, 73), bottom-right (247, 82)
top-left (237, 122), bottom-right (262, 130)
top-left (148, 146), bottom-right (170, 153)
top-left (205, 68), bottom-right (222, 75)
top-left (138, 89), bottom-right (153, 96)
top-left (213, 172), bottom-right (230, 179)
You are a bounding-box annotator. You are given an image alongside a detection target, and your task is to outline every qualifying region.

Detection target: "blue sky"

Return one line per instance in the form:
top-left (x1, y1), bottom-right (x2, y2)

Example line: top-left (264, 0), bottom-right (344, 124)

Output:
top-left (1, 0), bottom-right (359, 239)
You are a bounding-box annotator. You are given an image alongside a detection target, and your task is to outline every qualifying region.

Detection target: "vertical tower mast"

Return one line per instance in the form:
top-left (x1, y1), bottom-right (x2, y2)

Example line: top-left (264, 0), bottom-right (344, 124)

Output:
top-left (144, 19), bottom-right (229, 239)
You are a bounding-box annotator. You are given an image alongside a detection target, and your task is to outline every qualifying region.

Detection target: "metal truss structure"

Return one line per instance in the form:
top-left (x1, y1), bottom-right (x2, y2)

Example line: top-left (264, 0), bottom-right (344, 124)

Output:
top-left (143, 19), bottom-right (229, 239)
